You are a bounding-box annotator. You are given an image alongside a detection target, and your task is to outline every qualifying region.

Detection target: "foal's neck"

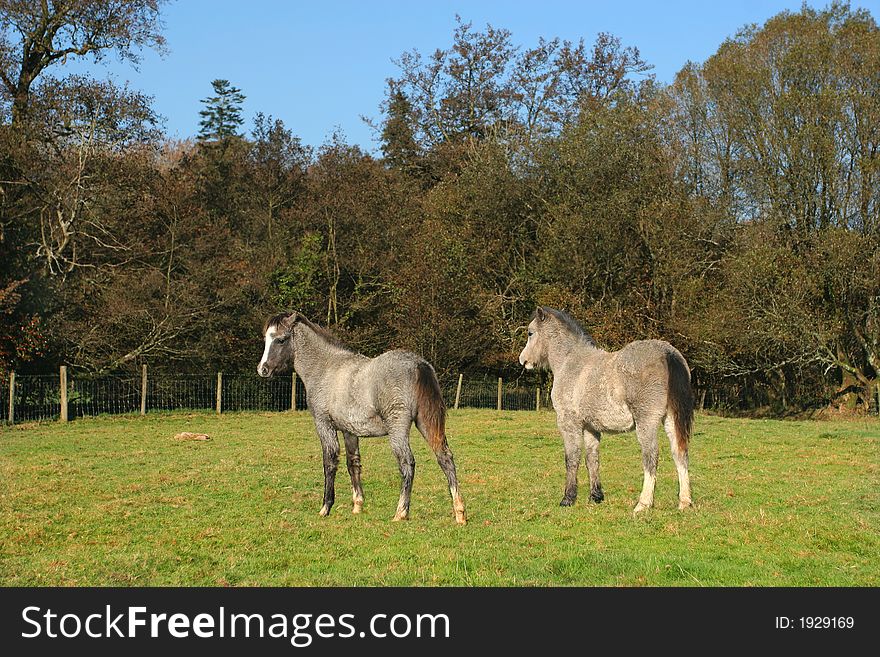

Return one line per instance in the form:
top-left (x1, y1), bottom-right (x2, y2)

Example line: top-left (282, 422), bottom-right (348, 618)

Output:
top-left (547, 333), bottom-right (598, 372)
top-left (291, 323), bottom-right (353, 388)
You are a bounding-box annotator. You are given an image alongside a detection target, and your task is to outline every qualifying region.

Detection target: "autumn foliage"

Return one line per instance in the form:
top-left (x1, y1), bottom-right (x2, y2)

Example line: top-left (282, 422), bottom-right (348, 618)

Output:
top-left (1, 4), bottom-right (877, 413)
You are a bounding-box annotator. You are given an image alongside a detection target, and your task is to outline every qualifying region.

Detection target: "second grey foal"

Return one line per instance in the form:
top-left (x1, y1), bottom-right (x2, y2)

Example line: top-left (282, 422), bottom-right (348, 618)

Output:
top-left (519, 307), bottom-right (693, 513)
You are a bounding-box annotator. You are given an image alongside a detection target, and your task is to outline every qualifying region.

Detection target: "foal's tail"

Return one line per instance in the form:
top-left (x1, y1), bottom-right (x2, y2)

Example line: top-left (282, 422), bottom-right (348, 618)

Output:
top-left (666, 349), bottom-right (694, 454)
top-left (414, 361), bottom-right (448, 452)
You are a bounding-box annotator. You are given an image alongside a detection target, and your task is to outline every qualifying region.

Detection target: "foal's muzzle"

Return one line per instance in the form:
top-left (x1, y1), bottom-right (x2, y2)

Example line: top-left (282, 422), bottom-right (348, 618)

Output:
top-left (257, 363), bottom-right (271, 378)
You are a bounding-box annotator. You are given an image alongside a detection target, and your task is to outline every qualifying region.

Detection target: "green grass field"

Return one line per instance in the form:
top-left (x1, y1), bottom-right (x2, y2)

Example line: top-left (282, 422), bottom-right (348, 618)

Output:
top-left (1, 410), bottom-right (877, 586)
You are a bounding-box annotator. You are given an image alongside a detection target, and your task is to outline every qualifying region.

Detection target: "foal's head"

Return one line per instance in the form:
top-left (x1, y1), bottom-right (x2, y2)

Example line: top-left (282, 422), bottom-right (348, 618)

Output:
top-left (257, 312), bottom-right (298, 377)
top-left (519, 307), bottom-right (552, 370)
top-left (519, 306), bottom-right (594, 370)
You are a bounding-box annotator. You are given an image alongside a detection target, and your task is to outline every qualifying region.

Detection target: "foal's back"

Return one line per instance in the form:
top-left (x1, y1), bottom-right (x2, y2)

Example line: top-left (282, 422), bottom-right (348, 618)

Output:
top-left (319, 349), bottom-right (428, 436)
top-left (560, 339), bottom-right (684, 433)
top-left (614, 339), bottom-right (686, 403)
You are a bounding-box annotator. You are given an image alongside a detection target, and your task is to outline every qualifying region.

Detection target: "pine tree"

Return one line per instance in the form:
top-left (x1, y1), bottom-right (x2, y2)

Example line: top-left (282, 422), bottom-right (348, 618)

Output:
top-left (197, 79), bottom-right (246, 141)
top-left (380, 85), bottom-right (423, 177)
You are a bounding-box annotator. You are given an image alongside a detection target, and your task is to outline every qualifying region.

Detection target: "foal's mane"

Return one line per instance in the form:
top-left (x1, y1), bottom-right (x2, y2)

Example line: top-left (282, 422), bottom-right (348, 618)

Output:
top-left (540, 307), bottom-right (596, 346)
top-left (266, 312), bottom-right (352, 351)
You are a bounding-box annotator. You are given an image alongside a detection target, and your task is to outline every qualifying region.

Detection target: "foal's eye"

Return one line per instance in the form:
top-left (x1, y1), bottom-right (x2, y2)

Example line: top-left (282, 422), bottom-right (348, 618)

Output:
top-left (275, 336), bottom-right (287, 345)
top-left (528, 331), bottom-right (534, 337)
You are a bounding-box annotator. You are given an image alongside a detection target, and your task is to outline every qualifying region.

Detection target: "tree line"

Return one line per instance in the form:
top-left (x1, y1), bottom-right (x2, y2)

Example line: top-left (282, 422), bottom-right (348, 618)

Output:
top-left (1, 1), bottom-right (877, 414)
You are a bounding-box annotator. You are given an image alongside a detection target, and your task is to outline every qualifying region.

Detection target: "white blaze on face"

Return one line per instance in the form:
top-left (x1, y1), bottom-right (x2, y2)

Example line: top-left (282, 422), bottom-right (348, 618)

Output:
top-left (257, 326), bottom-right (277, 375)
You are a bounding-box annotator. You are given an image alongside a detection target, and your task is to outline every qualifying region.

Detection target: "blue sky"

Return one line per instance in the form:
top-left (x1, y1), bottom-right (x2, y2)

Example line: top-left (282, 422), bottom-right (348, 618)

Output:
top-left (64, 0), bottom-right (880, 153)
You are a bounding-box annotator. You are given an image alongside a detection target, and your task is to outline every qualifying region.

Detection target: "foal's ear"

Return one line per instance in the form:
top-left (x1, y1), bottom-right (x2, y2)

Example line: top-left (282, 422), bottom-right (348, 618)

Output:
top-left (281, 311), bottom-right (299, 329)
top-left (536, 306), bottom-right (546, 322)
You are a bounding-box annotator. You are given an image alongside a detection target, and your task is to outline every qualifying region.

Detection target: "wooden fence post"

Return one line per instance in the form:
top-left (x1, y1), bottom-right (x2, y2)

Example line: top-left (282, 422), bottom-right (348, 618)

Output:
top-left (291, 372), bottom-right (297, 411)
top-left (7, 372), bottom-right (13, 425)
top-left (454, 373), bottom-right (463, 410)
top-left (140, 364), bottom-right (147, 416)
top-left (536, 387), bottom-right (541, 412)
top-left (497, 377), bottom-right (503, 411)
top-left (216, 372), bottom-right (223, 414)
top-left (60, 366), bottom-right (68, 422)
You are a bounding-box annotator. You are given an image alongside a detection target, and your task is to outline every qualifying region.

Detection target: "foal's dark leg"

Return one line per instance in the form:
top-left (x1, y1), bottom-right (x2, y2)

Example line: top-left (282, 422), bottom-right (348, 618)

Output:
top-left (389, 424), bottom-right (415, 521)
top-left (315, 419), bottom-right (340, 517)
top-left (560, 428), bottom-right (583, 506)
top-left (584, 429), bottom-right (604, 503)
top-left (342, 431), bottom-right (364, 514)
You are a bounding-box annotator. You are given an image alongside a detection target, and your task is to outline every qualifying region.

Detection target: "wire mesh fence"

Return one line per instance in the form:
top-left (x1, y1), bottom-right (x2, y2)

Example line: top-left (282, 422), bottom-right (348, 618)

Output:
top-left (3, 370), bottom-right (877, 426)
top-left (146, 374), bottom-right (216, 413)
top-left (71, 376), bottom-right (140, 417)
top-left (440, 375), bottom-right (554, 412)
top-left (1, 371), bottom-right (311, 424)
top-left (221, 374), bottom-right (306, 413)
top-left (8, 374), bottom-right (62, 423)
